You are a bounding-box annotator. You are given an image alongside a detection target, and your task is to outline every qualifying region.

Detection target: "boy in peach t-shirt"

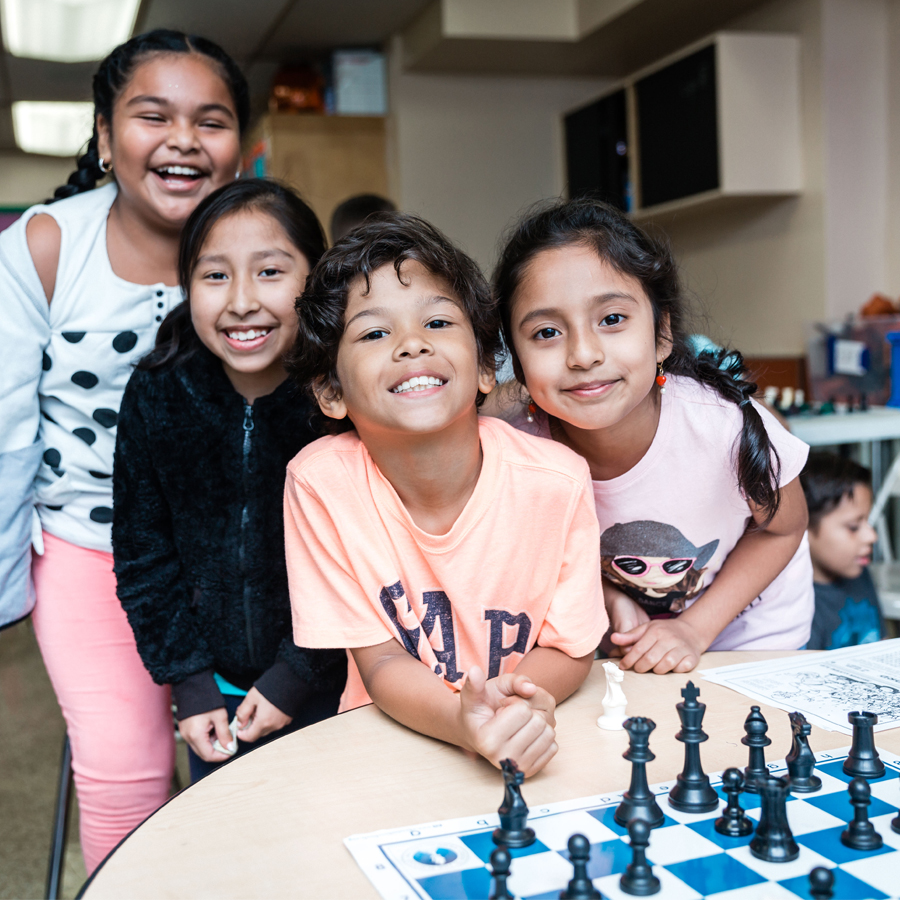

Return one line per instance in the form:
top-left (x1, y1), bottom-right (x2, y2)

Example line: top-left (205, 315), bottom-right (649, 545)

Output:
top-left (284, 214), bottom-right (607, 776)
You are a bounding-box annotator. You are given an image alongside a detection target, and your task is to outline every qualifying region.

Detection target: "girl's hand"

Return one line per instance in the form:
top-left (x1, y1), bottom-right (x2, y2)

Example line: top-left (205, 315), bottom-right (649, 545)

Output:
top-left (602, 584), bottom-right (650, 657)
top-left (235, 687), bottom-right (292, 743)
top-left (178, 708), bottom-right (235, 762)
top-left (609, 618), bottom-right (705, 674)
top-left (458, 666), bottom-right (557, 776)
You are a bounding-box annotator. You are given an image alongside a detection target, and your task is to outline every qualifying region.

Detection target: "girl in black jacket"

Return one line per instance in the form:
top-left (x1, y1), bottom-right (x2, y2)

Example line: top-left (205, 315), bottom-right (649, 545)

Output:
top-left (113, 180), bottom-right (346, 781)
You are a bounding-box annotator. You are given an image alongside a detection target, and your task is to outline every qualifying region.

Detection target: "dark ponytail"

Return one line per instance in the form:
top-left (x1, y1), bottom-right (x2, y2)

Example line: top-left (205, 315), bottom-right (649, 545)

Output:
top-left (50, 28), bottom-right (249, 203)
top-left (493, 198), bottom-right (782, 524)
top-left (139, 178), bottom-right (327, 371)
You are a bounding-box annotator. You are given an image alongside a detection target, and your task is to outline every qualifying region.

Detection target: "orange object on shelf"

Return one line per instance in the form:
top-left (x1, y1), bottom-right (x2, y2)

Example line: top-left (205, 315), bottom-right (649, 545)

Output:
top-left (860, 293), bottom-right (897, 317)
top-left (269, 66), bottom-right (325, 114)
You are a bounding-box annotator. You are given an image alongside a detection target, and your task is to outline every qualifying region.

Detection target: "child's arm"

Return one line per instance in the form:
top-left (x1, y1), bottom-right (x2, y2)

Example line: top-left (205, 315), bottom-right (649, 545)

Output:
top-left (610, 476), bottom-right (809, 674)
top-left (353, 640), bottom-right (559, 776)
top-left (512, 646), bottom-right (595, 705)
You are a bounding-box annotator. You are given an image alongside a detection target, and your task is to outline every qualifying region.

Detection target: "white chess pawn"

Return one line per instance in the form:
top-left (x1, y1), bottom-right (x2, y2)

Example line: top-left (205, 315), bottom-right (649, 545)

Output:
top-left (597, 661), bottom-right (627, 731)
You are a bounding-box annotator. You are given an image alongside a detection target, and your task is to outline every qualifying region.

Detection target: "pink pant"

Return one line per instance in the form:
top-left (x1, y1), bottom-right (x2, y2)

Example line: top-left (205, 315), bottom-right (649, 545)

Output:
top-left (31, 531), bottom-right (174, 873)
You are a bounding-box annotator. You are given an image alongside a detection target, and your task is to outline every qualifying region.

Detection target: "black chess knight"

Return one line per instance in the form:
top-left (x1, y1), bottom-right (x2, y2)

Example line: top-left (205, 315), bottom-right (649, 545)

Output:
top-left (785, 712), bottom-right (822, 793)
top-left (667, 682), bottom-right (719, 813)
top-left (492, 759), bottom-right (536, 849)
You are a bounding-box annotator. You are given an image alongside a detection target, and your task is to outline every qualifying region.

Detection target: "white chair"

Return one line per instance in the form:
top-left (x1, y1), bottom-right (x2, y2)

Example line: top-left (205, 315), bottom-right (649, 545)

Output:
top-left (867, 453), bottom-right (900, 622)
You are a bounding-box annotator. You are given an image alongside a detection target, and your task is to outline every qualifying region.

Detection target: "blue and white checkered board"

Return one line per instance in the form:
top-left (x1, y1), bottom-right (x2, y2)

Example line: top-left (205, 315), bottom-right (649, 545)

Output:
top-left (345, 746), bottom-right (900, 900)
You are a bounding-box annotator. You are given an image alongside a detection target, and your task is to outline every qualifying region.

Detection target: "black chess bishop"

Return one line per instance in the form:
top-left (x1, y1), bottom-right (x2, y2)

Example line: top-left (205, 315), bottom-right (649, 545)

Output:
top-left (742, 706), bottom-right (771, 794)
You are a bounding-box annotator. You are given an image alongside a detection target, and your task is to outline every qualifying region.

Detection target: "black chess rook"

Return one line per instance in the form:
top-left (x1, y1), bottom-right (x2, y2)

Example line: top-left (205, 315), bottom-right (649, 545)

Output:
top-left (489, 847), bottom-right (514, 900)
top-left (619, 818), bottom-right (660, 896)
top-left (559, 834), bottom-right (600, 900)
top-left (492, 759), bottom-right (536, 849)
top-left (785, 712), bottom-right (822, 793)
top-left (742, 706), bottom-right (771, 794)
top-left (749, 775), bottom-right (799, 862)
top-left (715, 768), bottom-right (754, 838)
top-left (667, 682), bottom-right (719, 813)
top-left (840, 777), bottom-right (883, 851)
top-left (843, 711), bottom-right (886, 780)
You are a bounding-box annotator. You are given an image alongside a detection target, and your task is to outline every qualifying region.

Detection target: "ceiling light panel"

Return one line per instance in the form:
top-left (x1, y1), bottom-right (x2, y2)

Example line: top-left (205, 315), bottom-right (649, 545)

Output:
top-left (13, 101), bottom-right (94, 156)
top-left (1, 0), bottom-right (140, 63)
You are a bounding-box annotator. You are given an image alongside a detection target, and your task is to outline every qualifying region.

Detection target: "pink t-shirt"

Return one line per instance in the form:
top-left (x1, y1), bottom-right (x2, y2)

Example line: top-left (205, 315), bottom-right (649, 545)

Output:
top-left (514, 376), bottom-right (813, 650)
top-left (284, 416), bottom-right (608, 711)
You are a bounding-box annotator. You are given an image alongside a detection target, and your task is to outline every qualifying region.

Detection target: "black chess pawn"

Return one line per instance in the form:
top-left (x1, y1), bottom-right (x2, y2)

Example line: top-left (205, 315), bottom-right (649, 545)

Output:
top-left (893, 804), bottom-right (900, 835)
top-left (786, 712), bottom-right (822, 793)
top-left (843, 711), bottom-right (885, 780)
top-left (615, 718), bottom-right (665, 829)
top-left (668, 682), bottom-right (719, 814)
top-left (715, 768), bottom-right (754, 837)
top-left (559, 834), bottom-right (600, 900)
top-left (750, 775), bottom-right (799, 862)
top-left (742, 706), bottom-right (771, 794)
top-left (840, 777), bottom-right (883, 851)
top-left (619, 819), bottom-right (660, 896)
top-left (489, 847), bottom-right (514, 900)
top-left (492, 759), bottom-right (536, 849)
top-left (808, 866), bottom-right (835, 900)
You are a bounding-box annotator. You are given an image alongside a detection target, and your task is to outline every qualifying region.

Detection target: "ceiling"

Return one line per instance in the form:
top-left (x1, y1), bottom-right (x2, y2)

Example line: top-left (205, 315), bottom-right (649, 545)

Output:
top-left (0, 0), bottom-right (432, 152)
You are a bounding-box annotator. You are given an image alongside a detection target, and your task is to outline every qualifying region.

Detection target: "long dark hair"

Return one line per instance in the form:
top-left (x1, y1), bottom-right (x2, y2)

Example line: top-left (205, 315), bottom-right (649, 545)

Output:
top-left (494, 198), bottom-right (782, 523)
top-left (139, 179), bottom-right (327, 371)
top-left (49, 29), bottom-right (249, 203)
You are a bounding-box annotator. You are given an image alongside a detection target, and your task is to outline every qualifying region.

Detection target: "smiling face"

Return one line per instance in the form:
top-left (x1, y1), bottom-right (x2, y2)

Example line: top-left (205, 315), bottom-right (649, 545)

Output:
top-left (190, 208), bottom-right (310, 401)
top-left (97, 52), bottom-right (242, 232)
top-left (808, 485), bottom-right (877, 582)
top-left (509, 244), bottom-right (668, 434)
top-left (317, 260), bottom-right (494, 440)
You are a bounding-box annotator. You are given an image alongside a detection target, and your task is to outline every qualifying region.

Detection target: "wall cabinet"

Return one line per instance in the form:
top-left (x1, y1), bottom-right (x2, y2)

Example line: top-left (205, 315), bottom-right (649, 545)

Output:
top-left (564, 32), bottom-right (802, 219)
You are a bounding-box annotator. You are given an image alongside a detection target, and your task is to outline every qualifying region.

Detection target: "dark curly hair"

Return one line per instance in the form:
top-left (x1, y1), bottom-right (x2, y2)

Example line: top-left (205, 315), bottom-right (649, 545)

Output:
top-left (494, 197), bottom-right (782, 524)
top-left (288, 213), bottom-right (501, 432)
top-left (49, 28), bottom-right (249, 203)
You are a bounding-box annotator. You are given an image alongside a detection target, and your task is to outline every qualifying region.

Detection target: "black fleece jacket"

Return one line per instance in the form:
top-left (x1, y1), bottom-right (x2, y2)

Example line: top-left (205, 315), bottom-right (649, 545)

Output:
top-left (112, 346), bottom-right (346, 720)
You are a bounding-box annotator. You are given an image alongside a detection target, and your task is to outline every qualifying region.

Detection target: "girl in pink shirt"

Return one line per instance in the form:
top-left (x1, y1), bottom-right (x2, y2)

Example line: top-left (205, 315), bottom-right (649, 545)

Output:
top-left (494, 198), bottom-right (813, 674)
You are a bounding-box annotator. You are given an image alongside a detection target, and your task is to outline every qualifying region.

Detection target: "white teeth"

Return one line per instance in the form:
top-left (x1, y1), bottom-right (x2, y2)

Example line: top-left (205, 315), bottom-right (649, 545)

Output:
top-left (158, 165), bottom-right (202, 176)
top-left (227, 328), bottom-right (270, 342)
top-left (391, 376), bottom-right (446, 394)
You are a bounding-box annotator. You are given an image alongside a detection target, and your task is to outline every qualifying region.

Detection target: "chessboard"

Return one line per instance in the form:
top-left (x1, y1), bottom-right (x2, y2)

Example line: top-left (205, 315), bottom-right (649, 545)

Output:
top-left (345, 746), bottom-right (900, 900)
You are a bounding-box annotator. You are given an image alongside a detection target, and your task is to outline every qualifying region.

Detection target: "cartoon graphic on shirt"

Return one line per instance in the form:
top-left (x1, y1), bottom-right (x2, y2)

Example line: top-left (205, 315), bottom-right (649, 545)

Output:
top-left (600, 521), bottom-right (719, 614)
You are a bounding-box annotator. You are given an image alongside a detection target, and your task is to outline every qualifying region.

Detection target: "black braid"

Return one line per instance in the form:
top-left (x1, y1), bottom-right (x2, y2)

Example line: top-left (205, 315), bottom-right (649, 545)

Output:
top-left (48, 29), bottom-right (249, 204)
top-left (494, 198), bottom-right (782, 524)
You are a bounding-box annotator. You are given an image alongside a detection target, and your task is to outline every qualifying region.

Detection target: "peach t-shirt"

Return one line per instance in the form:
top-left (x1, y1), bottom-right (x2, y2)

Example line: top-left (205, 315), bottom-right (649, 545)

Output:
top-left (284, 416), bottom-right (607, 711)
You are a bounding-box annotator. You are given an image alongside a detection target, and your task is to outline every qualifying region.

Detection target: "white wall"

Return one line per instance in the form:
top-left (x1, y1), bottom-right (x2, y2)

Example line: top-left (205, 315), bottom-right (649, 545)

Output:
top-left (821, 0), bottom-right (889, 320)
top-left (0, 153), bottom-right (77, 208)
top-left (387, 35), bottom-right (612, 272)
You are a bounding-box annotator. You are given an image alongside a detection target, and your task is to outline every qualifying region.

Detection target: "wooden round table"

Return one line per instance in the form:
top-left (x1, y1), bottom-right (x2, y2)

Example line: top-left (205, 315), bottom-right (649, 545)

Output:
top-left (80, 652), bottom-right (900, 898)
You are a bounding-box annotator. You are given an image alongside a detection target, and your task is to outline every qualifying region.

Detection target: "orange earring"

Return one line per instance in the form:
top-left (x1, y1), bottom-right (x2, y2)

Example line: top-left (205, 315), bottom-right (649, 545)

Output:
top-left (656, 362), bottom-right (667, 393)
top-left (525, 399), bottom-right (537, 423)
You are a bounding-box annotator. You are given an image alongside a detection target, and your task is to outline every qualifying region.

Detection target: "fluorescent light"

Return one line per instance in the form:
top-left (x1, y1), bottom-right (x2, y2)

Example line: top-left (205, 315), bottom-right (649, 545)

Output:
top-left (13, 102), bottom-right (94, 156)
top-left (1, 0), bottom-right (140, 63)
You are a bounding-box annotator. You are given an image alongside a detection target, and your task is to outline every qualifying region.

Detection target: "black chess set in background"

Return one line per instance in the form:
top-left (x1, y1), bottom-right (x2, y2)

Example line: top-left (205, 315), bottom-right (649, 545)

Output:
top-left (484, 683), bottom-right (899, 900)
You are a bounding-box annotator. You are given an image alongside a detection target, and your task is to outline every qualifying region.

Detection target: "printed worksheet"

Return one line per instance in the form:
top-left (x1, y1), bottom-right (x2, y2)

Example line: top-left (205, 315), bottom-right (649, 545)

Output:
top-left (701, 639), bottom-right (900, 733)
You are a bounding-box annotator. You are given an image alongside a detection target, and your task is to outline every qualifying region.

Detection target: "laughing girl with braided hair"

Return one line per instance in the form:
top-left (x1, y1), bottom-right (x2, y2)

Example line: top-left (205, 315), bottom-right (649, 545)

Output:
top-left (1, 29), bottom-right (247, 870)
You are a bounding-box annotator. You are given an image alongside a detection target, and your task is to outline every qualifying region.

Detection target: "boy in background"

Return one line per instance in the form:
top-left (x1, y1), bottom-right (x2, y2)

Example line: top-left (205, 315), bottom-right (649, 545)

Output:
top-left (800, 453), bottom-right (884, 649)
